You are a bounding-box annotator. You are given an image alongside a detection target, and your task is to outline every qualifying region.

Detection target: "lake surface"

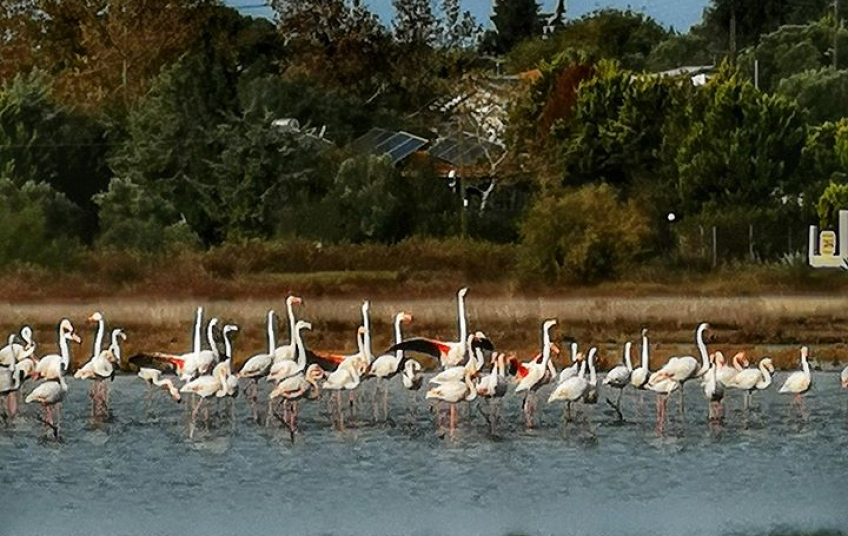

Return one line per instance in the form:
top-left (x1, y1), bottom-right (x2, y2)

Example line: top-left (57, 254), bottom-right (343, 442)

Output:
top-left (1, 372), bottom-right (846, 536)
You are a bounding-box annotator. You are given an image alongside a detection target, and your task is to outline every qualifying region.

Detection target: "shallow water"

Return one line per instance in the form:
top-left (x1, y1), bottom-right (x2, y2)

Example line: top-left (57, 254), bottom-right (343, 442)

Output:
top-left (1, 373), bottom-right (846, 536)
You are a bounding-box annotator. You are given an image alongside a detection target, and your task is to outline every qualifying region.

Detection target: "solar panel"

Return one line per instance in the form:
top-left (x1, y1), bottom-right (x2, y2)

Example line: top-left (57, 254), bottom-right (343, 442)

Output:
top-left (430, 133), bottom-right (503, 166)
top-left (350, 128), bottom-right (427, 164)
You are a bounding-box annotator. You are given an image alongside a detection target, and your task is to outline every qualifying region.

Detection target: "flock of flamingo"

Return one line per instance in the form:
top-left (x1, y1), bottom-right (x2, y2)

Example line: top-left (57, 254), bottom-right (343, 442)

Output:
top-left (0, 288), bottom-right (845, 440)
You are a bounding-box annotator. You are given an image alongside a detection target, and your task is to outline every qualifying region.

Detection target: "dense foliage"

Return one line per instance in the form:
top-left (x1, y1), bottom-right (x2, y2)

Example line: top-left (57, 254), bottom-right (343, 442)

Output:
top-left (0, 0), bottom-right (845, 283)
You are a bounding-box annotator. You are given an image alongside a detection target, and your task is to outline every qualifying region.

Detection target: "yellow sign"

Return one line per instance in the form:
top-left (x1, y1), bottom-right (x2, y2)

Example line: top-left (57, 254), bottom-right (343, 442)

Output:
top-left (820, 231), bottom-right (837, 256)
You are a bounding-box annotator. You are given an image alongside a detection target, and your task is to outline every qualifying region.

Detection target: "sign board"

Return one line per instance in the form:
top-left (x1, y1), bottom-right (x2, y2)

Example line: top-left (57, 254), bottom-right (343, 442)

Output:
top-left (809, 210), bottom-right (848, 269)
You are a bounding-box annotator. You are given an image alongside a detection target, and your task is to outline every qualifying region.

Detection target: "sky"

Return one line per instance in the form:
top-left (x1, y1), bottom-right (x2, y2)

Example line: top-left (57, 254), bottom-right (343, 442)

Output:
top-left (225, 0), bottom-right (710, 32)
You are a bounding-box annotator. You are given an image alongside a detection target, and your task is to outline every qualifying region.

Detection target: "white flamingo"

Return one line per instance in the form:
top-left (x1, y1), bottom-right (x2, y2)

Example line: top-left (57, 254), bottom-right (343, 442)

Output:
top-left (515, 319), bottom-right (557, 427)
top-left (323, 339), bottom-right (369, 431)
top-left (180, 366), bottom-right (227, 438)
top-left (603, 341), bottom-right (633, 419)
top-left (268, 364), bottom-right (325, 433)
top-left (727, 357), bottom-right (774, 409)
top-left (35, 319), bottom-right (80, 380)
top-left (238, 310), bottom-right (276, 420)
top-left (558, 343), bottom-right (581, 383)
top-left (779, 346), bottom-right (812, 418)
top-left (26, 373), bottom-right (68, 438)
top-left (182, 317), bottom-right (220, 381)
top-left (630, 329), bottom-right (650, 390)
top-left (138, 368), bottom-right (181, 406)
top-left (267, 321), bottom-right (314, 382)
top-left (272, 295), bottom-right (304, 363)
top-left (367, 311), bottom-right (413, 420)
top-left (648, 322), bottom-right (710, 416)
top-left (715, 351), bottom-right (749, 387)
top-left (840, 364), bottom-right (847, 389)
top-left (425, 367), bottom-right (477, 437)
top-left (0, 365), bottom-right (25, 420)
top-left (0, 326), bottom-right (35, 367)
top-left (548, 348), bottom-right (594, 422)
top-left (703, 353), bottom-right (724, 423)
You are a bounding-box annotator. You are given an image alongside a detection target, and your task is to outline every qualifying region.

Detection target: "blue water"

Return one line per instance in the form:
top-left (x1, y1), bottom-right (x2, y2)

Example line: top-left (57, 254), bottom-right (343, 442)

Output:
top-left (225, 0), bottom-right (709, 31)
top-left (1, 372), bottom-right (846, 536)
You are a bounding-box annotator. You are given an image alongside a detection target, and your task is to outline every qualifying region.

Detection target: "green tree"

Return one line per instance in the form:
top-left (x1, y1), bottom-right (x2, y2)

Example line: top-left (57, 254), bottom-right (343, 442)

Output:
top-left (777, 68), bottom-right (848, 124)
top-left (0, 72), bottom-right (109, 238)
top-left (327, 155), bottom-right (411, 243)
top-left (93, 177), bottom-right (199, 251)
top-left (675, 71), bottom-right (806, 214)
top-left (646, 33), bottom-right (712, 71)
top-left (817, 181), bottom-right (848, 228)
top-left (520, 183), bottom-right (652, 282)
top-left (801, 119), bottom-right (848, 216)
top-left (482, 0), bottom-right (540, 55)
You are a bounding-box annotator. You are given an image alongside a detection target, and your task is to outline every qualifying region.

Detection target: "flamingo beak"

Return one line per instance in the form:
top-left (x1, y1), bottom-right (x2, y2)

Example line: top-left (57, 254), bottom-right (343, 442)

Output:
top-left (71, 333), bottom-right (82, 344)
top-left (402, 313), bottom-right (413, 324)
top-left (292, 296), bottom-right (303, 305)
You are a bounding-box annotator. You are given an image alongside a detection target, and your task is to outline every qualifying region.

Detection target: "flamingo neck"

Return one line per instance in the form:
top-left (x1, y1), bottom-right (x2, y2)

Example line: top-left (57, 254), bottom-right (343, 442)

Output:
top-left (93, 318), bottom-right (105, 357)
top-left (287, 299), bottom-right (297, 347)
top-left (267, 312), bottom-right (276, 353)
top-left (394, 315), bottom-right (404, 361)
top-left (641, 334), bottom-right (649, 370)
top-left (696, 326), bottom-right (709, 372)
top-left (361, 303), bottom-right (372, 362)
top-left (207, 321), bottom-right (217, 353)
top-left (801, 352), bottom-right (809, 375)
top-left (58, 329), bottom-right (70, 372)
top-left (541, 328), bottom-right (552, 368)
top-left (587, 350), bottom-right (596, 383)
top-left (294, 327), bottom-right (307, 371)
top-left (757, 361), bottom-right (772, 389)
top-left (458, 291), bottom-right (467, 345)
top-left (624, 342), bottom-right (633, 371)
top-left (193, 308), bottom-right (203, 355)
top-left (578, 359), bottom-right (587, 379)
top-left (223, 332), bottom-right (233, 360)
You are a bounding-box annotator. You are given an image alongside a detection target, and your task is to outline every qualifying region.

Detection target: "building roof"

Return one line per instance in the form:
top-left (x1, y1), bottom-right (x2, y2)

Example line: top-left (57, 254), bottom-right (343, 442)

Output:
top-left (349, 128), bottom-right (429, 165)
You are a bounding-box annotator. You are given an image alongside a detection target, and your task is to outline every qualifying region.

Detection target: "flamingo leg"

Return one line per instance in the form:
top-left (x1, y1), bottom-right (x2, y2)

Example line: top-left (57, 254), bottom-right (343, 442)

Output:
top-left (450, 403), bottom-right (457, 438)
top-left (348, 391), bottom-right (356, 422)
top-left (383, 381), bottom-right (390, 422)
top-left (7, 393), bottom-right (17, 421)
top-left (190, 397), bottom-right (204, 438)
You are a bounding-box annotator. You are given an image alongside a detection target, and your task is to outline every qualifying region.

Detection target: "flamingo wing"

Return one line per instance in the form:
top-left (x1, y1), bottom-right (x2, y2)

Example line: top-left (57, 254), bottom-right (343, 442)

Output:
top-left (385, 338), bottom-right (452, 360)
top-left (128, 352), bottom-right (184, 373)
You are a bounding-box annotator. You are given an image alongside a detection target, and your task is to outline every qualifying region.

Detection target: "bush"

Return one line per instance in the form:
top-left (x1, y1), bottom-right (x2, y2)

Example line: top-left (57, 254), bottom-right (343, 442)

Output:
top-left (520, 183), bottom-right (652, 282)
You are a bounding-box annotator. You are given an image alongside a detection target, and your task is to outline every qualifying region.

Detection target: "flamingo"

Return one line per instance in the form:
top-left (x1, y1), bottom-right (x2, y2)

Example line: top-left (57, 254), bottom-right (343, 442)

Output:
top-left (383, 288), bottom-right (475, 369)
top-left (26, 373), bottom-right (69, 438)
top-left (402, 359), bottom-right (423, 392)
top-left (367, 311), bottom-right (413, 421)
top-left (514, 319), bottom-right (557, 427)
top-left (180, 365), bottom-right (227, 438)
top-left (34, 319), bottom-right (80, 380)
top-left (75, 313), bottom-right (122, 419)
top-left (272, 295), bottom-right (304, 363)
top-left (548, 348), bottom-right (594, 422)
top-left (0, 326), bottom-right (35, 368)
top-left (476, 352), bottom-right (508, 434)
top-left (558, 342), bottom-right (581, 383)
top-left (646, 370), bottom-right (680, 435)
top-left (182, 317), bottom-right (220, 381)
top-left (323, 336), bottom-right (369, 431)
top-left (727, 357), bottom-right (774, 410)
top-left (715, 351), bottom-right (749, 387)
top-left (779, 346), bottom-right (813, 419)
top-left (630, 329), bottom-right (650, 391)
top-left (213, 324), bottom-right (240, 398)
top-left (648, 322), bottom-right (710, 416)
top-left (428, 334), bottom-right (487, 385)
top-left (703, 353), bottom-right (724, 424)
top-left (238, 310), bottom-right (276, 421)
top-left (0, 365), bottom-right (25, 420)
top-left (268, 364), bottom-right (325, 434)
top-left (603, 341), bottom-right (633, 420)
top-left (138, 368), bottom-right (182, 410)
top-left (840, 364), bottom-right (847, 389)
top-left (425, 367), bottom-right (477, 437)
top-left (267, 321), bottom-right (314, 382)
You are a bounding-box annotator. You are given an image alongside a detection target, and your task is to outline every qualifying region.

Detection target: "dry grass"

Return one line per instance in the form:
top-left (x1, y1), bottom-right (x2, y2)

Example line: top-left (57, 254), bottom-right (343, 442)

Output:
top-left (2, 294), bottom-right (846, 372)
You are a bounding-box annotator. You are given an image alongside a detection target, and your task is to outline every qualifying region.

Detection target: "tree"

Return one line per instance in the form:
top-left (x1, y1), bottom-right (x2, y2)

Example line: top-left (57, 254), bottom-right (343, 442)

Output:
top-left (800, 119), bottom-right (848, 217)
top-left (0, 72), bottom-right (109, 238)
top-left (817, 181), bottom-right (848, 229)
top-left (737, 19), bottom-right (848, 92)
top-left (674, 71), bottom-right (806, 215)
top-left (438, 0), bottom-right (481, 50)
top-left (271, 0), bottom-right (392, 96)
top-left (393, 0), bottom-right (439, 46)
top-left (701, 0), bottom-right (847, 56)
top-left (482, 0), bottom-right (540, 55)
top-left (0, 0), bottom-right (38, 85)
top-left (27, 0), bottom-right (216, 111)
top-left (93, 177), bottom-right (199, 251)
top-left (505, 9), bottom-right (670, 73)
top-left (777, 68), bottom-right (848, 124)
top-left (520, 183), bottom-right (652, 282)
top-left (646, 33), bottom-right (712, 71)
top-left (327, 155), bottom-right (411, 243)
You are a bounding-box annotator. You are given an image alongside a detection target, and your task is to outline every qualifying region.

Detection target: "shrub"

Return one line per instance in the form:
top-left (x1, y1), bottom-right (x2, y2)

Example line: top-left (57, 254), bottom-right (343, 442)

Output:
top-left (520, 183), bottom-right (652, 282)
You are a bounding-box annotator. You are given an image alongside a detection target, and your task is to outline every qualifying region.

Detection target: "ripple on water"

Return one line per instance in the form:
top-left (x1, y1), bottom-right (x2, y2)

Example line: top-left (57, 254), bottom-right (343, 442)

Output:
top-left (1, 374), bottom-right (847, 536)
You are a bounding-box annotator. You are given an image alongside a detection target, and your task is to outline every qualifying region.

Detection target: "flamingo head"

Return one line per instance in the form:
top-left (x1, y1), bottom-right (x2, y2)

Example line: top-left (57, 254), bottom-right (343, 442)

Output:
top-left (800, 346), bottom-right (809, 360)
top-left (760, 358), bottom-right (774, 373)
top-left (399, 312), bottom-right (413, 325)
top-left (87, 312), bottom-right (103, 325)
top-left (458, 287), bottom-right (468, 298)
top-left (296, 320), bottom-right (312, 332)
top-left (223, 325), bottom-right (239, 335)
top-left (288, 295), bottom-right (303, 306)
top-left (549, 343), bottom-right (561, 356)
top-left (641, 327), bottom-right (648, 337)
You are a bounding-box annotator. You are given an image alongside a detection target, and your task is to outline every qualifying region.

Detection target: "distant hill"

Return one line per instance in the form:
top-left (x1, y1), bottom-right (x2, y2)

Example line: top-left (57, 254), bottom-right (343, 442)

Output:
top-left (224, 0), bottom-right (709, 31)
